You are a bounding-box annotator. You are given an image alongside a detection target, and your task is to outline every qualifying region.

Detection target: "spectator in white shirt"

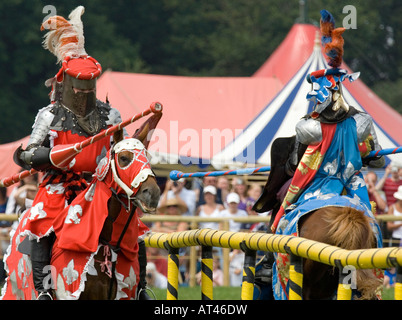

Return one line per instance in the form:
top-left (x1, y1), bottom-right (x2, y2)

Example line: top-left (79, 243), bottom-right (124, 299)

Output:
top-left (219, 192), bottom-right (248, 232)
top-left (146, 262), bottom-right (167, 289)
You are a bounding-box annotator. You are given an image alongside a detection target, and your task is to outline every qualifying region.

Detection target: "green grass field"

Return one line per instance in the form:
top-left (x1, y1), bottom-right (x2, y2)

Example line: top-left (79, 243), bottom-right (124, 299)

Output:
top-left (0, 283), bottom-right (395, 300)
top-left (149, 285), bottom-right (396, 300)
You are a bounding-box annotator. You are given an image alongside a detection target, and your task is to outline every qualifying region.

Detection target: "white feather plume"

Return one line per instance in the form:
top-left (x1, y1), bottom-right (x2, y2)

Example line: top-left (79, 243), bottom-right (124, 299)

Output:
top-left (42, 6), bottom-right (88, 63)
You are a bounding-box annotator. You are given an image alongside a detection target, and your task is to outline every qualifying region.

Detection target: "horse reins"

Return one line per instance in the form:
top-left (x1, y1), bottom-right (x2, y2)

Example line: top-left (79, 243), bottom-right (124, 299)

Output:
top-left (106, 193), bottom-right (137, 300)
top-left (103, 169), bottom-right (144, 299)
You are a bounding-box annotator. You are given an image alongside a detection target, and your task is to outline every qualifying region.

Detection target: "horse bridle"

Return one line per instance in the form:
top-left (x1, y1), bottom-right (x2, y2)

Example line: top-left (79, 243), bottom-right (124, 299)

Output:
top-left (110, 138), bottom-right (155, 213)
top-left (103, 139), bottom-right (155, 299)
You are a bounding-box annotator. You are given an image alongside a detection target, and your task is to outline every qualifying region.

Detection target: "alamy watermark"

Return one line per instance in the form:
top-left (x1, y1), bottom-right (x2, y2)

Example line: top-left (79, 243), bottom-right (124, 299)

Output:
top-left (342, 5), bottom-right (357, 29)
top-left (42, 5), bottom-right (57, 29)
top-left (340, 265), bottom-right (357, 289)
top-left (147, 122), bottom-right (256, 165)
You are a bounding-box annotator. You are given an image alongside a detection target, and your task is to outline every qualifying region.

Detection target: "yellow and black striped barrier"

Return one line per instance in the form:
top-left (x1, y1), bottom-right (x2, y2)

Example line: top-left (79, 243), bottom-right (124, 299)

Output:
top-left (336, 263), bottom-right (353, 300)
top-left (396, 266), bottom-right (402, 300)
top-left (240, 241), bottom-right (256, 300)
top-left (165, 243), bottom-right (179, 300)
top-left (144, 228), bottom-right (402, 300)
top-left (2, 213), bottom-right (402, 299)
top-left (201, 246), bottom-right (213, 300)
top-left (288, 254), bottom-right (303, 300)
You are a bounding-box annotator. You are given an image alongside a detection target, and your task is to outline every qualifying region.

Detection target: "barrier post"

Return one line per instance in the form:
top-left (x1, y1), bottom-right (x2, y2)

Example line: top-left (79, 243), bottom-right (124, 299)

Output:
top-left (189, 221), bottom-right (198, 287)
top-left (201, 245), bottom-right (214, 300)
top-left (395, 266), bottom-right (402, 300)
top-left (240, 241), bottom-right (256, 300)
top-left (288, 253), bottom-right (303, 300)
top-left (336, 262), bottom-right (352, 300)
top-left (221, 221), bottom-right (230, 286)
top-left (165, 242), bottom-right (179, 300)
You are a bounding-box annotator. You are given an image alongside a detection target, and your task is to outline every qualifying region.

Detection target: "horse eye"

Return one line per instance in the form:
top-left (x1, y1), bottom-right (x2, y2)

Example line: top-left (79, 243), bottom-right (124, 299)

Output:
top-left (119, 155), bottom-right (131, 166)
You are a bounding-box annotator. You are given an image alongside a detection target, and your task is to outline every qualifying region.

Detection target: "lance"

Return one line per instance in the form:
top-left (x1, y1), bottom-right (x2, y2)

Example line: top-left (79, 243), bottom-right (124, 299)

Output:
top-left (0, 102), bottom-right (162, 187)
top-left (366, 146), bottom-right (402, 158)
top-left (169, 145), bottom-right (402, 181)
top-left (169, 166), bottom-right (271, 181)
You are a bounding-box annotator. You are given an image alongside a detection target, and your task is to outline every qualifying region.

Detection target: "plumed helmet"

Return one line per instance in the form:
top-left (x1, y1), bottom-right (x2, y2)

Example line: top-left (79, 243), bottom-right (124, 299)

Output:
top-left (41, 6), bottom-right (102, 101)
top-left (305, 10), bottom-right (360, 117)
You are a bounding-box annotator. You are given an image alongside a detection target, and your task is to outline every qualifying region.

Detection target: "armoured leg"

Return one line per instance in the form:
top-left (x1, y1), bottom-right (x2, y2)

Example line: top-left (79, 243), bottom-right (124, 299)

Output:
top-left (254, 251), bottom-right (275, 300)
top-left (285, 138), bottom-right (301, 176)
top-left (30, 233), bottom-right (55, 300)
top-left (137, 239), bottom-right (153, 300)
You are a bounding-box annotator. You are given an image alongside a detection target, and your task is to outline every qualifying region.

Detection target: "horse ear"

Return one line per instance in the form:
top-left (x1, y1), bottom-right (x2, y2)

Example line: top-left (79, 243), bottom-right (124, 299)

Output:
top-left (113, 129), bottom-right (124, 144)
top-left (133, 112), bottom-right (162, 148)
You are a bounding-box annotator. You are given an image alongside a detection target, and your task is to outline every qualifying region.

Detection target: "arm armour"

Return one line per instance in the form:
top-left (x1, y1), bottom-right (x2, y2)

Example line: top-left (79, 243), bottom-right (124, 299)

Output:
top-left (353, 113), bottom-right (385, 168)
top-left (27, 105), bottom-right (55, 148)
top-left (295, 118), bottom-right (322, 146)
top-left (295, 113), bottom-right (385, 168)
top-left (353, 112), bottom-right (373, 143)
top-left (15, 105), bottom-right (54, 170)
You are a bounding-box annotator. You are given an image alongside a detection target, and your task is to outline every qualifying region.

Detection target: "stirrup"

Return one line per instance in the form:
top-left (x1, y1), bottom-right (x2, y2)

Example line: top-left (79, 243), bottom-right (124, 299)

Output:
top-left (136, 286), bottom-right (157, 300)
top-left (37, 291), bottom-right (53, 300)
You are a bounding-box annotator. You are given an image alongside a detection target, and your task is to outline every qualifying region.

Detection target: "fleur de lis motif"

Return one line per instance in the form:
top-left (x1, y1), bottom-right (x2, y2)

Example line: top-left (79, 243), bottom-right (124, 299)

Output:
top-left (29, 202), bottom-right (47, 220)
top-left (63, 259), bottom-right (79, 285)
top-left (64, 205), bottom-right (83, 224)
top-left (123, 266), bottom-right (137, 291)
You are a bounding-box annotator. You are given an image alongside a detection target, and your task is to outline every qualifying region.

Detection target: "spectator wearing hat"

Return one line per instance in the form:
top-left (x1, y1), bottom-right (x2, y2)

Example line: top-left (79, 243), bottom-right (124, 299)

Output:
top-left (196, 176), bottom-right (223, 207)
top-left (160, 178), bottom-right (196, 216)
top-left (376, 163), bottom-right (402, 208)
top-left (387, 186), bottom-right (402, 246)
top-left (196, 185), bottom-right (224, 230)
top-left (152, 197), bottom-right (189, 233)
top-left (219, 193), bottom-right (248, 232)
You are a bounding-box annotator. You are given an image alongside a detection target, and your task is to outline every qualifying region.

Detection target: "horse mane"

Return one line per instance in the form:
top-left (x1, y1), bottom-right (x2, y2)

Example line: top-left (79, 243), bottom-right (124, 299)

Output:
top-left (322, 206), bottom-right (375, 250)
top-left (322, 206), bottom-right (381, 299)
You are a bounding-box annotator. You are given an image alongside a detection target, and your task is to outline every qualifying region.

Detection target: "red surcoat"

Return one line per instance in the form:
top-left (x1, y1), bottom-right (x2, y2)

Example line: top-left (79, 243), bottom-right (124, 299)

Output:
top-left (21, 129), bottom-right (112, 239)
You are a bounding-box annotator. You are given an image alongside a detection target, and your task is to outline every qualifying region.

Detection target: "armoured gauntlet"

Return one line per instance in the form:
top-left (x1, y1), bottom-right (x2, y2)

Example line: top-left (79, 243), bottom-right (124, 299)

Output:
top-left (15, 145), bottom-right (52, 171)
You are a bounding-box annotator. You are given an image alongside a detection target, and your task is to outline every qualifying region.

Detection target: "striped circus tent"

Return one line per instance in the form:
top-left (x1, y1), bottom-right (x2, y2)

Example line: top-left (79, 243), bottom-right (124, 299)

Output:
top-left (212, 25), bottom-right (402, 168)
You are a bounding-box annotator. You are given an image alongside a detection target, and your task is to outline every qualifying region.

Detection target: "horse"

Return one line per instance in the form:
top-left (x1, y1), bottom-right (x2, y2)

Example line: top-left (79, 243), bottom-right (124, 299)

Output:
top-left (253, 135), bottom-right (382, 300)
top-left (1, 113), bottom-right (161, 300)
top-left (298, 206), bottom-right (379, 300)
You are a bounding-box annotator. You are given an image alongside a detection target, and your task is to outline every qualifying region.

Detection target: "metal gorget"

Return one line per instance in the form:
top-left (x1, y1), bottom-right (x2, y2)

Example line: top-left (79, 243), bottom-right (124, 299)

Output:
top-left (50, 100), bottom-right (110, 137)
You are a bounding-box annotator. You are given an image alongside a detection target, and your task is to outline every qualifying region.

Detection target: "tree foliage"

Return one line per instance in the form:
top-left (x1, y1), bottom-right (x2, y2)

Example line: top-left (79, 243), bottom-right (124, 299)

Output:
top-left (0, 0), bottom-right (400, 143)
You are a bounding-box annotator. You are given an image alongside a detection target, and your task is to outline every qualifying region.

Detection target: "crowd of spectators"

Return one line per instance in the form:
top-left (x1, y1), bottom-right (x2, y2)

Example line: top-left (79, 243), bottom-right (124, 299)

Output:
top-left (147, 175), bottom-right (269, 287)
top-left (154, 175), bottom-right (269, 232)
top-left (364, 162), bottom-right (402, 244)
top-left (363, 162), bottom-right (402, 288)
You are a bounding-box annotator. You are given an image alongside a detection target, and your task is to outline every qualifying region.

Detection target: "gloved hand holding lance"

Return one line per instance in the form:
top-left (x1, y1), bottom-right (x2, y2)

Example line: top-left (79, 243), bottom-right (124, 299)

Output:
top-left (0, 102), bottom-right (162, 188)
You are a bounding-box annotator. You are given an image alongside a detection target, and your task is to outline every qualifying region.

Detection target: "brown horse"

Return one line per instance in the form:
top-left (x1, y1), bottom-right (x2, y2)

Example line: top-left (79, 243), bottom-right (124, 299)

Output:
top-left (54, 115), bottom-right (161, 300)
top-left (298, 206), bottom-right (380, 300)
top-left (77, 127), bottom-right (160, 300)
top-left (1, 114), bottom-right (161, 300)
top-left (76, 157), bottom-right (159, 299)
top-left (254, 136), bottom-right (381, 300)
